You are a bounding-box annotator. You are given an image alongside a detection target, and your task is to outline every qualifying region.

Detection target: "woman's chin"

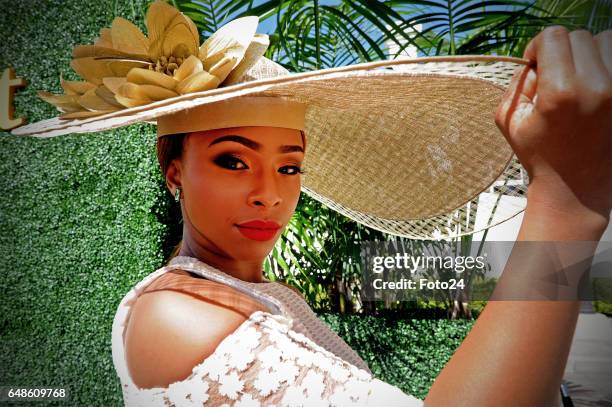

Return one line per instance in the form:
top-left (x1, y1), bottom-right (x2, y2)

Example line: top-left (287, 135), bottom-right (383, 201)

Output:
top-left (230, 226), bottom-right (279, 256)
top-left (233, 247), bottom-right (275, 263)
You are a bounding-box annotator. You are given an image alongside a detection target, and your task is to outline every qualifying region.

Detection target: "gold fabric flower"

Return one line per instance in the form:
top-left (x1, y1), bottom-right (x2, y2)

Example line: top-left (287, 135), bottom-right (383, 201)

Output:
top-left (39, 0), bottom-right (269, 119)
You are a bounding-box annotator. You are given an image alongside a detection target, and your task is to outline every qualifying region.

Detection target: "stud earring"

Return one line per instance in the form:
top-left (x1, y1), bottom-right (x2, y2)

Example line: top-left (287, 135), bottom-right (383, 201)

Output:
top-left (174, 186), bottom-right (182, 202)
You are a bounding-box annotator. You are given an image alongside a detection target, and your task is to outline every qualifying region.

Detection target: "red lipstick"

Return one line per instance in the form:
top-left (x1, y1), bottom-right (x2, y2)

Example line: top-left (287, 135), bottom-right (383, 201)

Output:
top-left (236, 220), bottom-right (281, 241)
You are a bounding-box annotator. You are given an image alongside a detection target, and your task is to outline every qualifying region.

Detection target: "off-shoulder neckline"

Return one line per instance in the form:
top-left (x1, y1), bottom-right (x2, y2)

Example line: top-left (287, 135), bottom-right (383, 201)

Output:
top-left (169, 255), bottom-right (275, 285)
top-left (129, 310), bottom-right (286, 392)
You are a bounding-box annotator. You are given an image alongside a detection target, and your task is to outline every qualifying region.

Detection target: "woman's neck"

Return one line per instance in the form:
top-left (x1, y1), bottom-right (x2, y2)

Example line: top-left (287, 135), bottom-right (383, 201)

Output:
top-left (177, 238), bottom-right (267, 283)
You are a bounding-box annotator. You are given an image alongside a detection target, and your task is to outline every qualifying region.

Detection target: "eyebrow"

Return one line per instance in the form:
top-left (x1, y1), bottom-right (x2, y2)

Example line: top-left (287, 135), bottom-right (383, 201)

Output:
top-left (208, 135), bottom-right (304, 154)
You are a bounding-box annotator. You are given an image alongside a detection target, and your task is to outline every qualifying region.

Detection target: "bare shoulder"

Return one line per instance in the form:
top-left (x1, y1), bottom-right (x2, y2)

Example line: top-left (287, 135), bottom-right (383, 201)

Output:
top-left (124, 288), bottom-right (249, 389)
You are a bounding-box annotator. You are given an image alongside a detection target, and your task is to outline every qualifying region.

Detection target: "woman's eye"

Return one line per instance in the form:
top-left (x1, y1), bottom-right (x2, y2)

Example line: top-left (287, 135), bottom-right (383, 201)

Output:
top-left (280, 165), bottom-right (304, 175)
top-left (213, 154), bottom-right (248, 170)
top-left (213, 154), bottom-right (303, 175)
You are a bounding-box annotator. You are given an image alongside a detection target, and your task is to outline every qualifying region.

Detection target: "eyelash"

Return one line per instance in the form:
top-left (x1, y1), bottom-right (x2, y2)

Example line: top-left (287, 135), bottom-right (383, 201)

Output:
top-left (213, 154), bottom-right (305, 175)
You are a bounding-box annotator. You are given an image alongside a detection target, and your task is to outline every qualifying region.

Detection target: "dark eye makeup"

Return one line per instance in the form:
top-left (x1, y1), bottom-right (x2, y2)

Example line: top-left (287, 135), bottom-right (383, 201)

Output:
top-left (213, 153), bottom-right (248, 170)
top-left (213, 153), bottom-right (305, 175)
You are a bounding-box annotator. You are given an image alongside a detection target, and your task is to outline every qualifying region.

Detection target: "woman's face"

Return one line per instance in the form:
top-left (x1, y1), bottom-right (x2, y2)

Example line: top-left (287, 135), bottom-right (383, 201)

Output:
top-left (174, 126), bottom-right (305, 262)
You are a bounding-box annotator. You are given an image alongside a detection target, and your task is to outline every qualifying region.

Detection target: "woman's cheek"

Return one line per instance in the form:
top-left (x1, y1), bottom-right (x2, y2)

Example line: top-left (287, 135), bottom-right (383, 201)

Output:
top-left (199, 174), bottom-right (248, 215)
top-left (287, 178), bottom-right (302, 208)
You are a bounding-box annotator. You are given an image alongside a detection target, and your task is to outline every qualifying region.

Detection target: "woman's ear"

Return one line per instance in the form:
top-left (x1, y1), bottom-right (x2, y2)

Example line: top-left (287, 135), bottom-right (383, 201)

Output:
top-left (165, 158), bottom-right (182, 195)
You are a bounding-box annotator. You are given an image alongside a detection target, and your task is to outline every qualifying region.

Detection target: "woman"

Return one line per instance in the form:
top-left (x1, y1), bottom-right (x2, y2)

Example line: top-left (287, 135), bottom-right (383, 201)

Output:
top-left (14, 2), bottom-right (610, 404)
top-left (117, 27), bottom-right (611, 406)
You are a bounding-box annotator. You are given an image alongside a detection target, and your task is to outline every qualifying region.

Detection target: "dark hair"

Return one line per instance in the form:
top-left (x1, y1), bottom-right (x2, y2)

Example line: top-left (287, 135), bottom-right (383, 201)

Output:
top-left (156, 130), bottom-right (307, 262)
top-left (156, 133), bottom-right (187, 261)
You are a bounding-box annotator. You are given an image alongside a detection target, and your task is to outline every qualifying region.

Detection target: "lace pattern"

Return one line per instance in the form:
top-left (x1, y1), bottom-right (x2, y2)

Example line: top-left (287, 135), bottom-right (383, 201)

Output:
top-left (166, 256), bottom-right (372, 373)
top-left (111, 258), bottom-right (422, 406)
top-left (120, 311), bottom-right (423, 406)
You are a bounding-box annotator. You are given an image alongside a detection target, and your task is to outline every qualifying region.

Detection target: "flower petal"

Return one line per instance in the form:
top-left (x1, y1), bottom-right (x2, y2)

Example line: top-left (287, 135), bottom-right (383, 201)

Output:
top-left (117, 82), bottom-right (148, 100)
top-left (71, 57), bottom-right (148, 85)
top-left (95, 28), bottom-right (113, 48)
top-left (110, 17), bottom-right (149, 56)
top-left (208, 55), bottom-right (237, 83)
top-left (176, 70), bottom-right (220, 94)
top-left (173, 55), bottom-right (203, 82)
top-left (95, 85), bottom-right (125, 107)
top-left (60, 74), bottom-right (97, 95)
top-left (123, 83), bottom-right (178, 101)
top-left (146, 0), bottom-right (199, 60)
top-left (72, 45), bottom-right (148, 60)
top-left (37, 91), bottom-right (83, 113)
top-left (223, 33), bottom-right (270, 85)
top-left (141, 84), bottom-right (178, 100)
top-left (199, 16), bottom-right (258, 72)
top-left (114, 93), bottom-right (151, 108)
top-left (162, 26), bottom-right (198, 59)
top-left (127, 67), bottom-right (177, 90)
top-left (102, 77), bottom-right (127, 94)
top-left (78, 88), bottom-right (122, 111)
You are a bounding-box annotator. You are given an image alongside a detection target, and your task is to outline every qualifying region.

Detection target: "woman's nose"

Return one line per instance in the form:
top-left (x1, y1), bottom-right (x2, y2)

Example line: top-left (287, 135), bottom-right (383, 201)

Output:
top-left (247, 169), bottom-right (282, 208)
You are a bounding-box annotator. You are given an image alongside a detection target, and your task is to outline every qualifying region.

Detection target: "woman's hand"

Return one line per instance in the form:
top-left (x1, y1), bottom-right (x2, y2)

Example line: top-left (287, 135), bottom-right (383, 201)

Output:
top-left (427, 27), bottom-right (610, 407)
top-left (495, 26), bottom-right (611, 230)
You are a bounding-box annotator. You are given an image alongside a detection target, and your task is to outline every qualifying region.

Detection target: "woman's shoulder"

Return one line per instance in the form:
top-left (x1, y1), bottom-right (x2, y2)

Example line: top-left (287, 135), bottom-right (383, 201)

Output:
top-left (143, 268), bottom-right (272, 315)
top-left (123, 269), bottom-right (267, 389)
top-left (117, 271), bottom-right (424, 405)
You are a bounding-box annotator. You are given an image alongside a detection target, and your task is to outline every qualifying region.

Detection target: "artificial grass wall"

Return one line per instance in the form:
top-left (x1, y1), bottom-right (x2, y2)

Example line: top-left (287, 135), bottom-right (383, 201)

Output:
top-left (0, 0), bottom-right (173, 404)
top-left (0, 0), bottom-right (473, 404)
top-left (319, 313), bottom-right (474, 400)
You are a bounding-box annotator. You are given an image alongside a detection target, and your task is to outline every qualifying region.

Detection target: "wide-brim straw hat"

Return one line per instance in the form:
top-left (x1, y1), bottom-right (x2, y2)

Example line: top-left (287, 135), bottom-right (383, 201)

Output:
top-left (12, 0), bottom-right (530, 240)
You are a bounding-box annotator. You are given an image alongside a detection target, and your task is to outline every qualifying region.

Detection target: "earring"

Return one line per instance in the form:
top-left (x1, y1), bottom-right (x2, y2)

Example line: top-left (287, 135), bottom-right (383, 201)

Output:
top-left (174, 186), bottom-right (182, 202)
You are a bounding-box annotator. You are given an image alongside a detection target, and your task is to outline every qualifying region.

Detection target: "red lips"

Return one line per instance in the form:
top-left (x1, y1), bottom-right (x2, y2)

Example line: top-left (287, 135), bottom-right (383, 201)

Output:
top-left (237, 220), bottom-right (281, 229)
top-left (235, 220), bottom-right (281, 241)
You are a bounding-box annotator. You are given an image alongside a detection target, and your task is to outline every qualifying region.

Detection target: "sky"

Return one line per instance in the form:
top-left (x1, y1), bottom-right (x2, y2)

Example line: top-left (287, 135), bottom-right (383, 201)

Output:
top-left (249, 0), bottom-right (524, 40)
top-left (254, 0), bottom-right (342, 33)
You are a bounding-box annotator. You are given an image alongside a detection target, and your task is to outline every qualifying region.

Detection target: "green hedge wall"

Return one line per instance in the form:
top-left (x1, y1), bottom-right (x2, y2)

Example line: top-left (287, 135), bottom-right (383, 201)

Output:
top-left (318, 313), bottom-right (474, 400)
top-left (0, 0), bottom-right (173, 405)
top-left (0, 0), bottom-right (473, 405)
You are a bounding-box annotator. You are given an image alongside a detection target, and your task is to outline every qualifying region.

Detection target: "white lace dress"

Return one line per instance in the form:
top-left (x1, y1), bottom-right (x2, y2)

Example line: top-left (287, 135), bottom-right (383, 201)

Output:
top-left (111, 257), bottom-right (424, 406)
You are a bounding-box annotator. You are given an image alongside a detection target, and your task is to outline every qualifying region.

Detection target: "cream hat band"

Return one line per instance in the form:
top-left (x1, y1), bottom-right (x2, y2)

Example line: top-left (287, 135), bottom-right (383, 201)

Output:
top-left (157, 96), bottom-right (306, 137)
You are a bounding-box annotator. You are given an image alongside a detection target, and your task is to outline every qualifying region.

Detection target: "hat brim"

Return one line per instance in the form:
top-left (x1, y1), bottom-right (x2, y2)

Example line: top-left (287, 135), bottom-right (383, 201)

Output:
top-left (13, 56), bottom-right (529, 239)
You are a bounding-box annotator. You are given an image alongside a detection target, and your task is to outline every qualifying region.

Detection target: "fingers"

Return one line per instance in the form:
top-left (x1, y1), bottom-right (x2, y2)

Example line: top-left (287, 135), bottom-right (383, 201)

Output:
top-left (495, 68), bottom-right (521, 133)
top-left (594, 30), bottom-right (612, 76)
top-left (569, 30), bottom-right (610, 109)
top-left (495, 66), bottom-right (536, 135)
top-left (521, 66), bottom-right (538, 102)
top-left (524, 26), bottom-right (612, 116)
top-left (523, 26), bottom-right (575, 104)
